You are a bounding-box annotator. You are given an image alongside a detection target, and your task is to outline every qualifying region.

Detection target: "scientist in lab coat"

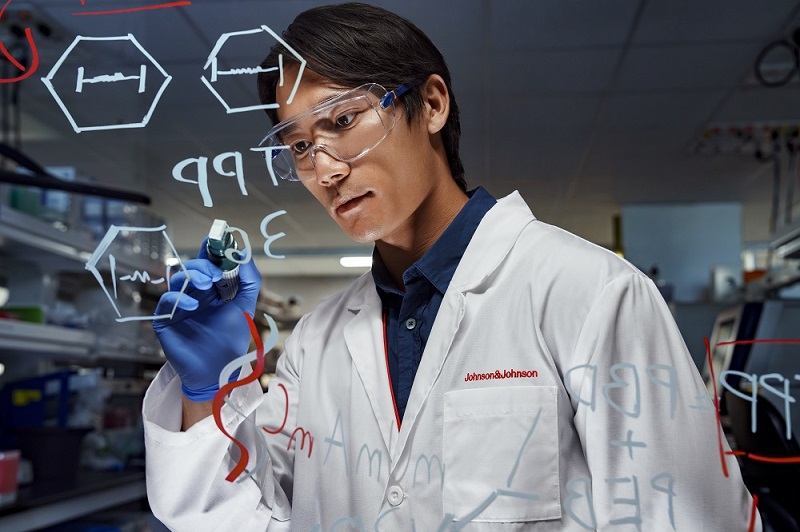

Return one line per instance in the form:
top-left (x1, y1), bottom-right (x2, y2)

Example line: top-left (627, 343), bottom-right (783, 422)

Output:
top-left (143, 3), bottom-right (760, 530)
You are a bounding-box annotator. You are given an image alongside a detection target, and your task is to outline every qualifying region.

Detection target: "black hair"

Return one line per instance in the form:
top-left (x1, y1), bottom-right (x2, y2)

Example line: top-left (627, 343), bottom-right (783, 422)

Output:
top-left (257, 2), bottom-right (466, 191)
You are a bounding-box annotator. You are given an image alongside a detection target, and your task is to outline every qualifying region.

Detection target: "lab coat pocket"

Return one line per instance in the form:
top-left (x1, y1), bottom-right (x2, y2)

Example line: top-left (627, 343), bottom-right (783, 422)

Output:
top-left (443, 385), bottom-right (560, 522)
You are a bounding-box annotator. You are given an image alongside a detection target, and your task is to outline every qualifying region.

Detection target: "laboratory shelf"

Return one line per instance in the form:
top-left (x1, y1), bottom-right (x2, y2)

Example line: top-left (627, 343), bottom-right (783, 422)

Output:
top-left (93, 348), bottom-right (165, 365)
top-left (0, 319), bottom-right (95, 356)
top-left (0, 204), bottom-right (159, 274)
top-left (0, 319), bottom-right (168, 365)
top-left (773, 217), bottom-right (800, 260)
top-left (0, 205), bottom-right (93, 263)
top-left (745, 262), bottom-right (800, 299)
top-left (0, 469), bottom-right (146, 532)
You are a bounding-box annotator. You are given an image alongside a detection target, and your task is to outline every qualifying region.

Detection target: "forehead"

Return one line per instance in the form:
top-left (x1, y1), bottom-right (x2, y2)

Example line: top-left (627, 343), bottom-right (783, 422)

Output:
top-left (274, 66), bottom-right (355, 123)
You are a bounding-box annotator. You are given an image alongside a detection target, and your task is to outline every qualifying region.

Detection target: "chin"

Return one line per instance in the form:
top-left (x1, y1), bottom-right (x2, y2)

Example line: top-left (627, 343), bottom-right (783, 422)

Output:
top-left (346, 229), bottom-right (383, 244)
top-left (341, 221), bottom-right (387, 244)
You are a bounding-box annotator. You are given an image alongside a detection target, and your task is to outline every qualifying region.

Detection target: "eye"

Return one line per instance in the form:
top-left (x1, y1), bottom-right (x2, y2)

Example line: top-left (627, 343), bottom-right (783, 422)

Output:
top-left (335, 112), bottom-right (358, 128)
top-left (291, 140), bottom-right (311, 155)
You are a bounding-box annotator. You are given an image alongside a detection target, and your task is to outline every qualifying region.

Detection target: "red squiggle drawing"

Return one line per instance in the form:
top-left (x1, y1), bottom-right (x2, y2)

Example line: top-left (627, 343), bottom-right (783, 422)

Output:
top-left (726, 449), bottom-right (800, 464)
top-left (261, 382), bottom-right (315, 458)
top-left (748, 494), bottom-right (759, 532)
top-left (262, 382), bottom-right (288, 435)
top-left (212, 311), bottom-right (265, 483)
top-left (72, 1), bottom-right (191, 16)
top-left (0, 0), bottom-right (40, 84)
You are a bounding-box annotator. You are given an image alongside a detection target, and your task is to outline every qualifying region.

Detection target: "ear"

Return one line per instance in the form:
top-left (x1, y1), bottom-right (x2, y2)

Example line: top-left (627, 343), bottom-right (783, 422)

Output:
top-left (420, 74), bottom-right (450, 135)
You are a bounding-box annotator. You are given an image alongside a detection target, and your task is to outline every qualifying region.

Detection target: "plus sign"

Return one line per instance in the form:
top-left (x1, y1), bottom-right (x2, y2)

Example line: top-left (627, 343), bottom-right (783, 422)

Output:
top-left (610, 430), bottom-right (647, 460)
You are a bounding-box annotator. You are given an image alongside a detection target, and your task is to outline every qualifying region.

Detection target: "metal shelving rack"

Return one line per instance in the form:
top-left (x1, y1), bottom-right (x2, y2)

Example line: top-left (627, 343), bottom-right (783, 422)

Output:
top-left (0, 203), bottom-right (166, 363)
top-left (0, 203), bottom-right (163, 528)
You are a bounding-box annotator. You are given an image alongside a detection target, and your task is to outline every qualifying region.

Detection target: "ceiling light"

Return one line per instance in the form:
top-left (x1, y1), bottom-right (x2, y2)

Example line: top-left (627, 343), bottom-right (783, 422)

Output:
top-left (340, 256), bottom-right (372, 268)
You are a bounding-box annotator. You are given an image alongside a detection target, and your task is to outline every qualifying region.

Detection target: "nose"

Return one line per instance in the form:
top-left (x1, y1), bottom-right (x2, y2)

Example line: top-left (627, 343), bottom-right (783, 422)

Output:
top-left (311, 146), bottom-right (350, 185)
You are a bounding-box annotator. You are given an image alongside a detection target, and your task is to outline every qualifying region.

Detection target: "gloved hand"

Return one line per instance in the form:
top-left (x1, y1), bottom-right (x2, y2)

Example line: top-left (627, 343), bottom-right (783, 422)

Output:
top-left (153, 240), bottom-right (261, 402)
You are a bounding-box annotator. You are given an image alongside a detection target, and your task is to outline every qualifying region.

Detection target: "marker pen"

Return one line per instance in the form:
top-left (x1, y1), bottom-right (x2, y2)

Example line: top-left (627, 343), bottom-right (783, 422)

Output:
top-left (206, 219), bottom-right (239, 301)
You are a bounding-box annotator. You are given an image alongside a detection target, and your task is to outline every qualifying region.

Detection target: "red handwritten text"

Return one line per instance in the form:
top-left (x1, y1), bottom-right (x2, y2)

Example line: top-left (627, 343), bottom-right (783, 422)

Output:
top-left (0, 0), bottom-right (40, 84)
top-left (262, 382), bottom-right (315, 458)
top-left (72, 0), bottom-right (191, 16)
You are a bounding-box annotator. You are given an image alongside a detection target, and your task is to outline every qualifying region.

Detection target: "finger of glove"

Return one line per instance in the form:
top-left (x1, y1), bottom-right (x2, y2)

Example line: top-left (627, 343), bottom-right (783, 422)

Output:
top-left (169, 259), bottom-right (222, 291)
top-left (234, 251), bottom-right (262, 312)
top-left (153, 291), bottom-right (199, 328)
top-left (238, 252), bottom-right (261, 286)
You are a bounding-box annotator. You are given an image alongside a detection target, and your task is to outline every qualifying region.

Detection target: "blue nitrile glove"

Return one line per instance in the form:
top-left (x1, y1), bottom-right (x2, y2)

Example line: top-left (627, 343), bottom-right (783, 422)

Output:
top-left (153, 240), bottom-right (261, 402)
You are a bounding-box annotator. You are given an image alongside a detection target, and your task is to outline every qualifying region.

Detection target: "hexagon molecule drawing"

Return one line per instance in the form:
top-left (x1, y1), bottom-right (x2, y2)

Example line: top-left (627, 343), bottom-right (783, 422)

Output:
top-left (201, 24), bottom-right (306, 113)
top-left (41, 34), bottom-right (172, 133)
top-left (85, 225), bottom-right (189, 322)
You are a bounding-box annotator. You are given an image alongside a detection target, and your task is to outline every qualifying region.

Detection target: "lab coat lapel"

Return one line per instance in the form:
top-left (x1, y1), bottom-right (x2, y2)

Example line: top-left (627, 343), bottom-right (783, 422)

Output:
top-left (343, 281), bottom-right (397, 452)
top-left (393, 289), bottom-right (466, 459)
top-left (391, 191), bottom-right (536, 461)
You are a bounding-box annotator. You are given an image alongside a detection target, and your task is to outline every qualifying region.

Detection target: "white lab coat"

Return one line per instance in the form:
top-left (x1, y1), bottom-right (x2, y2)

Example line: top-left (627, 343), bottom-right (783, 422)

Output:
top-left (144, 192), bottom-right (760, 531)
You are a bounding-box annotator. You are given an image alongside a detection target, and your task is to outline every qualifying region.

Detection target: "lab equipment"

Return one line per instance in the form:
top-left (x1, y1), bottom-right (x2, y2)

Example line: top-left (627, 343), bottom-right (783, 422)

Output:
top-left (702, 302), bottom-right (763, 406)
top-left (0, 450), bottom-right (20, 505)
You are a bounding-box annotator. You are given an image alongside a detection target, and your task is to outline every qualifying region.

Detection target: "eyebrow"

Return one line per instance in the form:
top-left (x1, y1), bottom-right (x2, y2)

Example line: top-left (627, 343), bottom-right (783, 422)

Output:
top-left (279, 121), bottom-right (300, 139)
top-left (276, 96), bottom-right (337, 141)
top-left (276, 115), bottom-right (329, 144)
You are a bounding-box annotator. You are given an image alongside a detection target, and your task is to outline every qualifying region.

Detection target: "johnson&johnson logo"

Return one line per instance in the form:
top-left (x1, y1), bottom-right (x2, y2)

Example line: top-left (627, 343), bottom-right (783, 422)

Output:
top-left (464, 369), bottom-right (539, 382)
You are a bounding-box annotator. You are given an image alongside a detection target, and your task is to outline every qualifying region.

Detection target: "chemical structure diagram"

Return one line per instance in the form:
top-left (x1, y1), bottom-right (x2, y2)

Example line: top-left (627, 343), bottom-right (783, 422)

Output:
top-left (85, 225), bottom-right (189, 322)
top-left (40, 24), bottom-right (304, 131)
top-left (41, 34), bottom-right (171, 133)
top-left (201, 25), bottom-right (306, 114)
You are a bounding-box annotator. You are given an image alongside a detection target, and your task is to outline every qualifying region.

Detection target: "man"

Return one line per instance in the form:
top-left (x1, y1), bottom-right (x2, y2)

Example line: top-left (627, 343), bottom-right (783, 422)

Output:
top-left (144, 3), bottom-right (760, 530)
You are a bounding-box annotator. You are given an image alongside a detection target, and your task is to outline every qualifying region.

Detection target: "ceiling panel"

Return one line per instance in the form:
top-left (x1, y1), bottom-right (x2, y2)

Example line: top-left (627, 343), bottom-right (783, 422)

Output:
top-left (601, 90), bottom-right (727, 129)
top-left (487, 132), bottom-right (593, 186)
top-left (634, 0), bottom-right (800, 44)
top-left (490, 49), bottom-right (621, 94)
top-left (380, 0), bottom-right (484, 54)
top-left (616, 43), bottom-right (763, 91)
top-left (589, 126), bottom-right (697, 156)
top-left (181, 1), bottom-right (322, 48)
top-left (447, 52), bottom-right (491, 97)
top-left (490, 0), bottom-right (640, 50)
top-left (489, 93), bottom-right (602, 133)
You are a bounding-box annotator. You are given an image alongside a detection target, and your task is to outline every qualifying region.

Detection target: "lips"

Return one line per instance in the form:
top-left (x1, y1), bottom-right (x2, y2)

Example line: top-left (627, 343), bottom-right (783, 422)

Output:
top-left (334, 192), bottom-right (370, 215)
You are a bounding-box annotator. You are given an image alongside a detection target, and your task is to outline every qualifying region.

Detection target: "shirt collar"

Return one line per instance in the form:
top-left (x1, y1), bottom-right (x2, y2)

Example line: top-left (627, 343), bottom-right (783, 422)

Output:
top-left (372, 186), bottom-right (497, 296)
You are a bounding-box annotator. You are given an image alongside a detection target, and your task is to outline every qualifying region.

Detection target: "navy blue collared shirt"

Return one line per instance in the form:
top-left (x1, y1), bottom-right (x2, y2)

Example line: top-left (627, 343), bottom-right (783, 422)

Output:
top-left (371, 187), bottom-right (496, 422)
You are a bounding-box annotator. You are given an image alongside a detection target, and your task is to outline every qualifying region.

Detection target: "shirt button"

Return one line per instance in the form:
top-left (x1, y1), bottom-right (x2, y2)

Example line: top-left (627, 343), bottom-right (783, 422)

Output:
top-left (405, 318), bottom-right (416, 330)
top-left (387, 485), bottom-right (404, 506)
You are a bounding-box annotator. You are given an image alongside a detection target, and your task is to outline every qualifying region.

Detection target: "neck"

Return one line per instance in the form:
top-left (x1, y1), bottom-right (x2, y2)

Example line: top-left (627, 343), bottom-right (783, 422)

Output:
top-left (375, 179), bottom-right (468, 290)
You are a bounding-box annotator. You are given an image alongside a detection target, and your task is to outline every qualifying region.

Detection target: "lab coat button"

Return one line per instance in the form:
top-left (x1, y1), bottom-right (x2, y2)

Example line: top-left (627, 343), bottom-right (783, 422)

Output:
top-left (387, 485), bottom-right (404, 506)
top-left (405, 318), bottom-right (416, 330)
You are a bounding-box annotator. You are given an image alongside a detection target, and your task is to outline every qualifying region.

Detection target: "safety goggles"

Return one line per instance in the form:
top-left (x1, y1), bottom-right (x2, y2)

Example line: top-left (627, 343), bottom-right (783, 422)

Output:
top-left (258, 83), bottom-right (412, 182)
